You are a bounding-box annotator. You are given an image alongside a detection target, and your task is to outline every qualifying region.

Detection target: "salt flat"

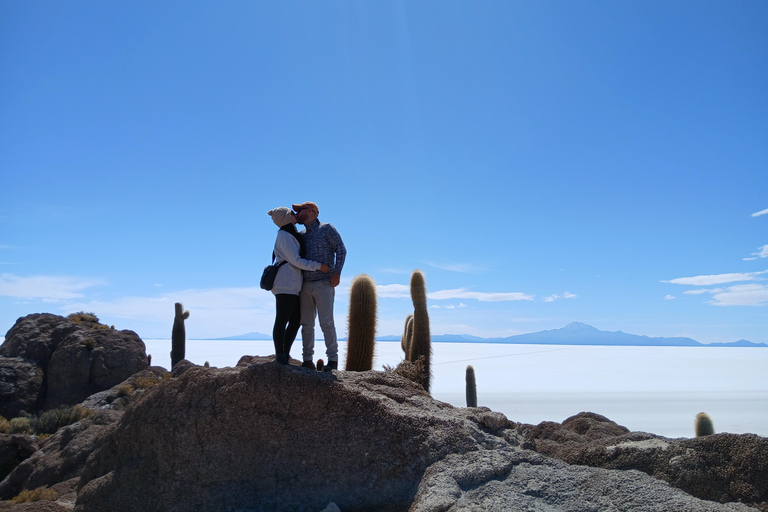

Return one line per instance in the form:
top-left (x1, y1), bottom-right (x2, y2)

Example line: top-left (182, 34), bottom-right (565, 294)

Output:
top-left (144, 339), bottom-right (768, 439)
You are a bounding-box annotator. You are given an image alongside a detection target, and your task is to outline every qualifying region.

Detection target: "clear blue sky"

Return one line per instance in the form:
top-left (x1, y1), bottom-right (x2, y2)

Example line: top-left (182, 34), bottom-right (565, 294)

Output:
top-left (1, 1), bottom-right (766, 343)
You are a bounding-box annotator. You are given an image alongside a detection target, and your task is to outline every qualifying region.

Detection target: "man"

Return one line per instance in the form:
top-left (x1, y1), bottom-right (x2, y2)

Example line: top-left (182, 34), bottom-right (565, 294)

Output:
top-left (292, 201), bottom-right (346, 371)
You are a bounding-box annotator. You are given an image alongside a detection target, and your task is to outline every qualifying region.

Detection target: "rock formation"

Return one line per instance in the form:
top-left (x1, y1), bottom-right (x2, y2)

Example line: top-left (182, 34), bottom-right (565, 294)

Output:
top-left (0, 314), bottom-right (765, 511)
top-left (0, 314), bottom-right (148, 416)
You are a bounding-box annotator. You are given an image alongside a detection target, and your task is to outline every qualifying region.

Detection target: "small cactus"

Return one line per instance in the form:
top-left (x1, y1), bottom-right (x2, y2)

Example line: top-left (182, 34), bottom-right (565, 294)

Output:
top-left (147, 354), bottom-right (152, 366)
top-left (407, 270), bottom-right (431, 393)
top-left (695, 412), bottom-right (715, 437)
top-left (401, 314), bottom-right (414, 355)
top-left (171, 303), bottom-right (190, 369)
top-left (345, 274), bottom-right (377, 371)
top-left (317, 359), bottom-right (324, 372)
top-left (466, 365), bottom-right (477, 407)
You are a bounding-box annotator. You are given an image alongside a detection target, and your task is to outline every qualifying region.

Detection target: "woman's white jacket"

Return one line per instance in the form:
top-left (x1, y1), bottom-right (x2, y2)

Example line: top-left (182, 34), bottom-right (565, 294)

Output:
top-left (271, 229), bottom-right (322, 295)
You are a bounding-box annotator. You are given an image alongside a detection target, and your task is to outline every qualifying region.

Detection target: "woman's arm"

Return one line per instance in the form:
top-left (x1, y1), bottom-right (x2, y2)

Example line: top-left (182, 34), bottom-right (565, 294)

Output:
top-left (275, 232), bottom-right (328, 272)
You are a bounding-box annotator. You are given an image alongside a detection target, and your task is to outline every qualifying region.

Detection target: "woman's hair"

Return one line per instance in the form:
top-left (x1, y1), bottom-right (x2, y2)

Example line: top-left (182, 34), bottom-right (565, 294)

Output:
top-left (280, 224), bottom-right (306, 258)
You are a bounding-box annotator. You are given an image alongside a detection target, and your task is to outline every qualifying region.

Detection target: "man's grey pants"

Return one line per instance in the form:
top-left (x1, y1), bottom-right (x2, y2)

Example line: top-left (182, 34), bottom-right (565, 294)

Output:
top-left (300, 280), bottom-right (338, 362)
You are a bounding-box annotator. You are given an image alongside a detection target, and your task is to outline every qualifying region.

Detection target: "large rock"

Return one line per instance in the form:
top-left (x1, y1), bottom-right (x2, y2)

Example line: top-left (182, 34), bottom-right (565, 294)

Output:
top-left (0, 314), bottom-right (149, 414)
top-left (525, 412), bottom-right (768, 512)
top-left (72, 359), bottom-right (762, 512)
top-left (0, 359), bottom-right (44, 419)
top-left (75, 359), bottom-right (493, 512)
top-left (410, 447), bottom-right (757, 512)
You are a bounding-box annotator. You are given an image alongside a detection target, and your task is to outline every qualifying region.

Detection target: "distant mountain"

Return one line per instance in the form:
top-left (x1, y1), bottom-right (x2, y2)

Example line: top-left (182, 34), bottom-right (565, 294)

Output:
top-left (705, 339), bottom-right (767, 348)
top-left (213, 332), bottom-right (272, 340)
top-left (217, 323), bottom-right (767, 347)
top-left (491, 322), bottom-right (703, 347)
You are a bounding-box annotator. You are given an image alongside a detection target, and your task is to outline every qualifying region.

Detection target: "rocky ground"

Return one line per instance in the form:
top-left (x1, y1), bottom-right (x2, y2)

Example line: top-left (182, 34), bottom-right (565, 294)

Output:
top-left (0, 313), bottom-right (765, 511)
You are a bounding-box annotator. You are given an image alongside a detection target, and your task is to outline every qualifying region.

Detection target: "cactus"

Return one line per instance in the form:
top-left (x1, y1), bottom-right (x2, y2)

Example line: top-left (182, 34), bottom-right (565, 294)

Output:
top-left (695, 412), bottom-right (715, 437)
top-left (317, 359), bottom-right (324, 372)
top-left (171, 302), bottom-right (190, 369)
top-left (407, 270), bottom-right (431, 393)
top-left (466, 365), bottom-right (477, 407)
top-left (401, 314), bottom-right (414, 355)
top-left (345, 274), bottom-right (378, 371)
top-left (147, 354), bottom-right (152, 366)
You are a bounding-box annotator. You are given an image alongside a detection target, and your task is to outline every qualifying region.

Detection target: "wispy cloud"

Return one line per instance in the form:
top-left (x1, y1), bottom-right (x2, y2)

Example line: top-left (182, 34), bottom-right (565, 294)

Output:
top-left (430, 303), bottom-right (467, 310)
top-left (425, 262), bottom-right (479, 273)
top-left (743, 245), bottom-right (768, 261)
top-left (543, 292), bottom-right (578, 303)
top-left (65, 286), bottom-right (276, 337)
top-left (664, 295), bottom-right (675, 300)
top-left (0, 274), bottom-right (105, 301)
top-left (375, 284), bottom-right (411, 298)
top-left (751, 208), bottom-right (768, 217)
top-left (663, 270), bottom-right (768, 286)
top-left (708, 284), bottom-right (768, 306)
top-left (428, 288), bottom-right (534, 302)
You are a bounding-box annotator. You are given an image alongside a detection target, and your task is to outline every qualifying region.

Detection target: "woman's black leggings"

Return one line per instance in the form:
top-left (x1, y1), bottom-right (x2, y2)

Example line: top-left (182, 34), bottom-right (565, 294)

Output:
top-left (273, 294), bottom-right (301, 358)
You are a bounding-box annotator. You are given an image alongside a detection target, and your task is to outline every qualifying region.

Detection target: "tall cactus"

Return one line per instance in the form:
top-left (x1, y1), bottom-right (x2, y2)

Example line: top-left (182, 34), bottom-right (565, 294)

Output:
top-left (345, 274), bottom-right (377, 371)
top-left (401, 314), bottom-right (414, 355)
top-left (695, 412), bottom-right (715, 437)
top-left (407, 270), bottom-right (431, 392)
top-left (466, 365), bottom-right (477, 407)
top-left (171, 302), bottom-right (190, 369)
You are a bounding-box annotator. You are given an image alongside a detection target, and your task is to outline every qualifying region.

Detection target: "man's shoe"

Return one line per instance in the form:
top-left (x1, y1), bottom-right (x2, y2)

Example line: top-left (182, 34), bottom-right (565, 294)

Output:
top-left (323, 360), bottom-right (338, 372)
top-left (301, 360), bottom-right (315, 370)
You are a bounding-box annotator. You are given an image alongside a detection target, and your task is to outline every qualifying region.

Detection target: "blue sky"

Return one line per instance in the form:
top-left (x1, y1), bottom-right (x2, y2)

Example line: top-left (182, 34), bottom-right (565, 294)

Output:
top-left (1, 1), bottom-right (766, 343)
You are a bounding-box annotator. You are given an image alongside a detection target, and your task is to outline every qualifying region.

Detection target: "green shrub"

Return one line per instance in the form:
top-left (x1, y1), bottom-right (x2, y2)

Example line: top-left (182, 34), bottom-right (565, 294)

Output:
top-left (12, 486), bottom-right (57, 503)
top-left (0, 416), bottom-right (10, 434)
top-left (81, 338), bottom-right (98, 350)
top-left (10, 417), bottom-right (31, 434)
top-left (30, 406), bottom-right (94, 435)
top-left (132, 376), bottom-right (160, 389)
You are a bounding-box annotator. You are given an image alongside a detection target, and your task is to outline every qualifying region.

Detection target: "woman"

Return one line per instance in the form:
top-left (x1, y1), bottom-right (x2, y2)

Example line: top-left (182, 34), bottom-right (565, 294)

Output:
top-left (267, 207), bottom-right (329, 365)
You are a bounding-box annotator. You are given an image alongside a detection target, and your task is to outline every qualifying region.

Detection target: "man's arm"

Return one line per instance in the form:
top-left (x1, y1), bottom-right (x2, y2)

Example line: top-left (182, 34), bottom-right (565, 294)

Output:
top-left (327, 224), bottom-right (346, 287)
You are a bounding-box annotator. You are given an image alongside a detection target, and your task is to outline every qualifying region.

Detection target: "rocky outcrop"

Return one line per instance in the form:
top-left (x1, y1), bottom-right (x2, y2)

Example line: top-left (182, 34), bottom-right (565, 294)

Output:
top-left (525, 412), bottom-right (768, 512)
top-left (0, 316), bottom-right (764, 511)
top-left (68, 358), bottom-right (760, 512)
top-left (0, 314), bottom-right (149, 415)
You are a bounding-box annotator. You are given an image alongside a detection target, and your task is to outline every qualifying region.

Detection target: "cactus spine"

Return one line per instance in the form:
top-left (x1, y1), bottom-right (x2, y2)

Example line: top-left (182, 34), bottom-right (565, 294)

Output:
top-left (466, 365), bottom-right (477, 407)
top-left (345, 274), bottom-right (377, 371)
top-left (401, 314), bottom-right (414, 355)
top-left (695, 412), bottom-right (715, 437)
top-left (171, 302), bottom-right (190, 369)
top-left (407, 270), bottom-right (431, 392)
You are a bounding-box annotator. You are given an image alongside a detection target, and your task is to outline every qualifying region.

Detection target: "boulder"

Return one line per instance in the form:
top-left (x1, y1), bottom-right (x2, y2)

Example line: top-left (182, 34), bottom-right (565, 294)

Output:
top-left (410, 447), bottom-right (757, 512)
top-left (525, 412), bottom-right (768, 512)
top-left (0, 436), bottom-right (38, 482)
top-left (0, 360), bottom-right (44, 420)
top-left (0, 314), bottom-right (149, 415)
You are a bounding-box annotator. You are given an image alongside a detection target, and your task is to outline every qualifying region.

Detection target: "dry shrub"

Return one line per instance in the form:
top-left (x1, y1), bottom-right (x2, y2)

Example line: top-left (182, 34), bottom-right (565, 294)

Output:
top-left (0, 416), bottom-right (10, 434)
top-left (383, 355), bottom-right (427, 387)
top-left (10, 417), bottom-right (31, 434)
top-left (12, 486), bottom-right (57, 503)
top-left (132, 376), bottom-right (160, 389)
top-left (117, 385), bottom-right (134, 397)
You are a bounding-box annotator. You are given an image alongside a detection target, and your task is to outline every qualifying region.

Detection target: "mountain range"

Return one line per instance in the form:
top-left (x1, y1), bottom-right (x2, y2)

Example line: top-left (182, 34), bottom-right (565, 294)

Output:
top-left (214, 322), bottom-right (766, 347)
